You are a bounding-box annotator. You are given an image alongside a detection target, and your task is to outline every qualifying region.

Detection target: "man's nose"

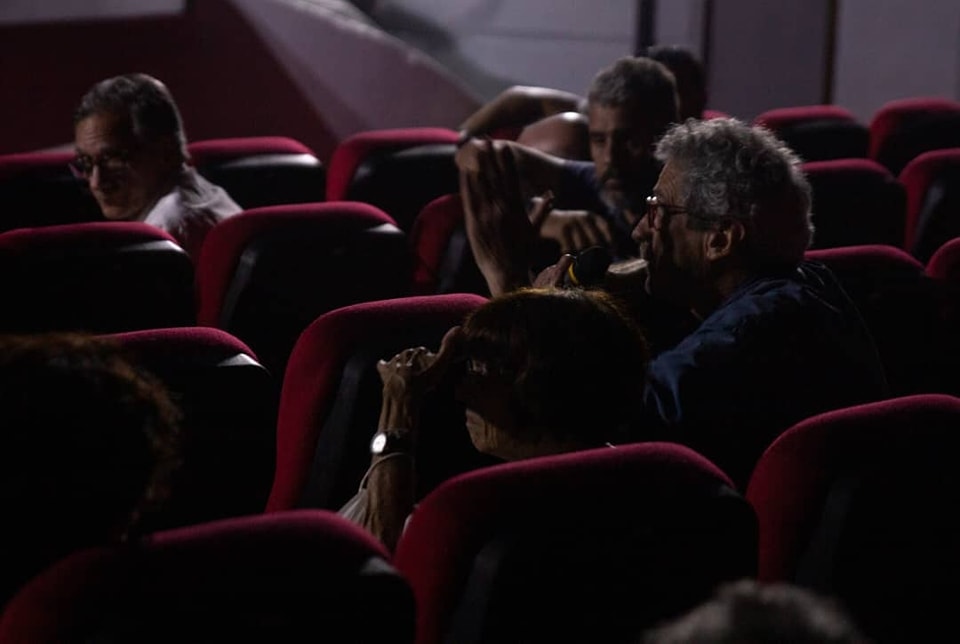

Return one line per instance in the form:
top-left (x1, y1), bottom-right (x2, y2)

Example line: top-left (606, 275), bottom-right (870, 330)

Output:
top-left (87, 164), bottom-right (103, 191)
top-left (631, 210), bottom-right (652, 242)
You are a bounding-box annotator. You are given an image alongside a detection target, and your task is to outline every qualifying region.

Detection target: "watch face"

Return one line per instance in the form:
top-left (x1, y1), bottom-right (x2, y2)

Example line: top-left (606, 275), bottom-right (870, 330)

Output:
top-left (371, 433), bottom-right (388, 454)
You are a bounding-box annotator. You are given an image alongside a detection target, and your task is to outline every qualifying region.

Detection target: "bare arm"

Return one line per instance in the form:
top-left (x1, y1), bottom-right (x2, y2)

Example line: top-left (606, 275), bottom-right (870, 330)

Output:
top-left (458, 85), bottom-right (586, 141)
top-left (455, 137), bottom-right (567, 201)
top-left (360, 329), bottom-right (462, 552)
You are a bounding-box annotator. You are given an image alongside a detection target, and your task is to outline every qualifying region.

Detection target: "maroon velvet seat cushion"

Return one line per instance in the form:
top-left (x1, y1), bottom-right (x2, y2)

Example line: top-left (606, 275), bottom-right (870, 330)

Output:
top-left (195, 201), bottom-right (411, 376)
top-left (755, 104), bottom-right (868, 162)
top-left (0, 510), bottom-right (414, 643)
top-left (409, 193), bottom-right (489, 296)
top-left (325, 128), bottom-right (460, 232)
top-left (0, 150), bottom-right (101, 232)
top-left (899, 147), bottom-right (960, 262)
top-left (0, 221), bottom-right (195, 334)
top-left (105, 327), bottom-right (279, 528)
top-left (395, 442), bottom-right (757, 644)
top-left (188, 136), bottom-right (325, 210)
top-left (747, 393), bottom-right (960, 642)
top-left (802, 158), bottom-right (905, 248)
top-left (869, 96), bottom-right (960, 176)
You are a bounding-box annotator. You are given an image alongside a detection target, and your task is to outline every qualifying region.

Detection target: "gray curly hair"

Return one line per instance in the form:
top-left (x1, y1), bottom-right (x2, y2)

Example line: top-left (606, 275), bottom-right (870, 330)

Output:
top-left (586, 56), bottom-right (678, 126)
top-left (655, 117), bottom-right (814, 267)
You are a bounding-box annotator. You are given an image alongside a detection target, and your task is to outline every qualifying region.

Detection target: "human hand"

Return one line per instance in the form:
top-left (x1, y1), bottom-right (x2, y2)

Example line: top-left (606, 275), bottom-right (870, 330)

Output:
top-left (538, 209), bottom-right (614, 254)
top-left (532, 254), bottom-right (574, 288)
top-left (458, 139), bottom-right (537, 296)
top-left (376, 327), bottom-right (464, 430)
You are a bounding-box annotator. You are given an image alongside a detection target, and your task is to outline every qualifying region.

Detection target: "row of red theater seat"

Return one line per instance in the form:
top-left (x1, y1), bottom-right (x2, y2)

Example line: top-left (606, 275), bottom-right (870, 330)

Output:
top-left (754, 96), bottom-right (960, 173)
top-left (1, 111), bottom-right (956, 267)
top-left (1, 108), bottom-right (960, 637)
top-left (4, 206), bottom-right (960, 399)
top-left (2, 391), bottom-right (959, 643)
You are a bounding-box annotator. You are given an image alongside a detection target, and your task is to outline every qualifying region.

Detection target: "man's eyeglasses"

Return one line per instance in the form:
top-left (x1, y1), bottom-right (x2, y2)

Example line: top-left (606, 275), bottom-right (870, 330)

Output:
top-left (69, 150), bottom-right (134, 180)
top-left (645, 194), bottom-right (687, 230)
top-left (644, 195), bottom-right (727, 230)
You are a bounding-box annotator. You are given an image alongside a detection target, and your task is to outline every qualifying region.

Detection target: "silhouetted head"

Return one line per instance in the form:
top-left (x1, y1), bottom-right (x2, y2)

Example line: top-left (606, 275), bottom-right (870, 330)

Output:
top-left (455, 288), bottom-right (649, 459)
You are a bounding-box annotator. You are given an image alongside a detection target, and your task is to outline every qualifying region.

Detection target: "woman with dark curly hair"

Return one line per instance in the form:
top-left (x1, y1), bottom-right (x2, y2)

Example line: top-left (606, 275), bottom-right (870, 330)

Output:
top-left (0, 333), bottom-right (181, 607)
top-left (341, 287), bottom-right (650, 551)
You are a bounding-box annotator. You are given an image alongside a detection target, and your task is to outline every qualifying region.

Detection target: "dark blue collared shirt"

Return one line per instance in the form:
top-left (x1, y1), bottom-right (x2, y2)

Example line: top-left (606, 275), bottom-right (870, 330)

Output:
top-left (639, 261), bottom-right (889, 488)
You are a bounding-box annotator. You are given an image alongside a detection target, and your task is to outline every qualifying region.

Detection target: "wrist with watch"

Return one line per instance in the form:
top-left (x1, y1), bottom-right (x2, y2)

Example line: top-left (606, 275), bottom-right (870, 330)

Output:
top-left (370, 428), bottom-right (414, 456)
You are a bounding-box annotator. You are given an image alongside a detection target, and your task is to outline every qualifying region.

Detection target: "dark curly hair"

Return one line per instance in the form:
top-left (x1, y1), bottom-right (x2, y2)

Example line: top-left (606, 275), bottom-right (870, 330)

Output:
top-left (0, 333), bottom-right (181, 538)
top-left (458, 288), bottom-right (649, 445)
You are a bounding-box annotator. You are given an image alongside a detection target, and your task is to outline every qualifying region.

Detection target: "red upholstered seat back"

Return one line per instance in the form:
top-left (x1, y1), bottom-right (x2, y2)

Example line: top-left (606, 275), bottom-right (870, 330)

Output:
top-left (188, 136), bottom-right (326, 210)
top-left (869, 96), bottom-right (960, 176)
top-left (755, 105), bottom-right (869, 161)
top-left (105, 327), bottom-right (279, 528)
top-left (395, 442), bottom-right (757, 644)
top-left (926, 236), bottom-right (960, 282)
top-left (899, 147), bottom-right (960, 262)
top-left (409, 193), bottom-right (489, 296)
top-left (267, 293), bottom-right (488, 512)
top-left (0, 222), bottom-right (195, 334)
top-left (747, 394), bottom-right (960, 642)
top-left (0, 150), bottom-right (102, 233)
top-left (325, 128), bottom-right (460, 231)
top-left (802, 158), bottom-right (905, 248)
top-left (702, 108), bottom-right (731, 120)
top-left (806, 245), bottom-right (942, 395)
top-left (0, 511), bottom-right (414, 643)
top-left (195, 201), bottom-right (411, 376)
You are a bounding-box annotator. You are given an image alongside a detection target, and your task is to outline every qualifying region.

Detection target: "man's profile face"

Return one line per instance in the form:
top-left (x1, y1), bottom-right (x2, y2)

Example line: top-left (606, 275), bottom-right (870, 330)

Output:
top-left (631, 159), bottom-right (704, 305)
top-left (73, 111), bottom-right (173, 222)
top-left (587, 103), bottom-right (664, 211)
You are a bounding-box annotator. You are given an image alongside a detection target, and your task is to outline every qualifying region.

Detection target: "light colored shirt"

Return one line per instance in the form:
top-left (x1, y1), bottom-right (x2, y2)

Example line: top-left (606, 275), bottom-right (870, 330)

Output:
top-left (142, 166), bottom-right (241, 260)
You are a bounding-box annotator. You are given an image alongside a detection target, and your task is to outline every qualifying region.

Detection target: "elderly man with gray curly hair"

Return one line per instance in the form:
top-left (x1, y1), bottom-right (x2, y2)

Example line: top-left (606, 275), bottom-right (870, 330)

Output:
top-left (460, 116), bottom-right (888, 487)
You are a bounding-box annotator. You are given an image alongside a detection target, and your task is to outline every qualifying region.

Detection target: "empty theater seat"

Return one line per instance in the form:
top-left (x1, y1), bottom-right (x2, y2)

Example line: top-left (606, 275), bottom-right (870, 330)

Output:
top-left (803, 158), bottom-right (905, 248)
top-left (394, 442), bottom-right (758, 644)
top-left (806, 245), bottom-right (942, 395)
top-left (869, 96), bottom-right (960, 176)
top-left (0, 510), bottom-right (415, 643)
top-left (195, 201), bottom-right (411, 377)
top-left (0, 222), bottom-right (195, 334)
top-left (266, 293), bottom-right (491, 513)
top-left (899, 147), bottom-right (960, 262)
top-left (926, 236), bottom-right (960, 283)
top-left (188, 136), bottom-right (326, 209)
top-left (325, 127), bottom-right (461, 232)
top-left (923, 237), bottom-right (960, 395)
top-left (106, 327), bottom-right (279, 528)
top-left (755, 105), bottom-right (869, 162)
top-left (747, 394), bottom-right (960, 643)
top-left (409, 193), bottom-right (489, 296)
top-left (0, 150), bottom-right (101, 233)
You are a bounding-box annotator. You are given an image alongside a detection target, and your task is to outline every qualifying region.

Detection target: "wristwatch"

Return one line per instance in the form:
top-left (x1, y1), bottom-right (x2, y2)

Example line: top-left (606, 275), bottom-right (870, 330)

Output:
top-left (370, 429), bottom-right (414, 455)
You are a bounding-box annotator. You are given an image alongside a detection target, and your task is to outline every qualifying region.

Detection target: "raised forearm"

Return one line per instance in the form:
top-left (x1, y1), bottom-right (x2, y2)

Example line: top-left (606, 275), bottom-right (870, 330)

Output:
top-left (459, 85), bottom-right (584, 138)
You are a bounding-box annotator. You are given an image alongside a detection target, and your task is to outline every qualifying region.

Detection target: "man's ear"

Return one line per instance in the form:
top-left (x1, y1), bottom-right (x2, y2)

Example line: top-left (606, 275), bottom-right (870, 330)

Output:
top-left (703, 219), bottom-right (745, 262)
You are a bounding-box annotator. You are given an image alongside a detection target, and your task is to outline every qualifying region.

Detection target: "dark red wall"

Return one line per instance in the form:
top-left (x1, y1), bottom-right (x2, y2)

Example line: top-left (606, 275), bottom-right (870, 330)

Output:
top-left (0, 0), bottom-right (338, 160)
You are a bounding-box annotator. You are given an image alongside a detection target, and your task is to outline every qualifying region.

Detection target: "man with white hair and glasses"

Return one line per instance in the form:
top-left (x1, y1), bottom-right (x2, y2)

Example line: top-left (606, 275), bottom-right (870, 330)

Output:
top-left (459, 117), bottom-right (888, 486)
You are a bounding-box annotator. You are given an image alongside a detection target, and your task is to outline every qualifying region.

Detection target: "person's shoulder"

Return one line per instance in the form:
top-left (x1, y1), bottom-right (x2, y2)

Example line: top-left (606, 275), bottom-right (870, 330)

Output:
top-left (561, 158), bottom-right (597, 178)
top-left (177, 167), bottom-right (242, 219)
top-left (696, 263), bottom-right (853, 339)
